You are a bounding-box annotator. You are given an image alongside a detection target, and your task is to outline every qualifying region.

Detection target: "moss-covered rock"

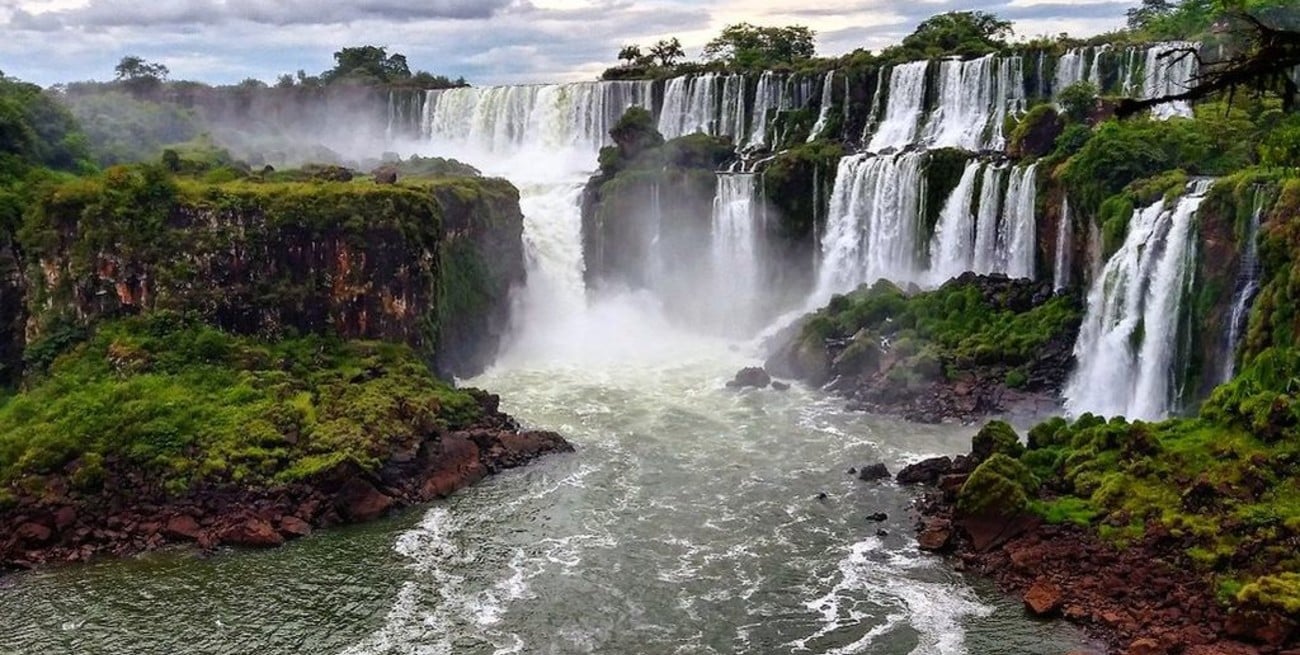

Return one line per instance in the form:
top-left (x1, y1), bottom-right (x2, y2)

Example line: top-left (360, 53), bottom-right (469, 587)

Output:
top-left (957, 453), bottom-right (1039, 517)
top-left (972, 420), bottom-right (1026, 462)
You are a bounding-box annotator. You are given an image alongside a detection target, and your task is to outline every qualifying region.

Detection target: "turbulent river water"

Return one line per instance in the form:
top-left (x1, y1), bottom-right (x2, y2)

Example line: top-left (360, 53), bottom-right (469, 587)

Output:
top-left (0, 322), bottom-right (1093, 654)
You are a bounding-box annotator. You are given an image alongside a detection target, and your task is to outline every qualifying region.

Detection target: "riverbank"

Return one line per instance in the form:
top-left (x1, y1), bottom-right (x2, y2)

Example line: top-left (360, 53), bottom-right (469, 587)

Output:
top-left (1, 387), bottom-right (570, 572)
top-left (900, 419), bottom-right (1298, 655)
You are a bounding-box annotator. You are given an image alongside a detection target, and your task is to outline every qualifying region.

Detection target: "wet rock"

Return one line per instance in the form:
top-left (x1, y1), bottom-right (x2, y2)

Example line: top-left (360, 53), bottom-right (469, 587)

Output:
top-left (816, 492), bottom-right (828, 501)
top-left (876, 529), bottom-right (889, 537)
top-left (726, 367), bottom-right (771, 390)
top-left (1024, 578), bottom-right (1064, 616)
top-left (865, 512), bottom-right (888, 522)
top-left (771, 381), bottom-right (791, 391)
top-left (279, 516), bottom-right (312, 538)
top-left (917, 518), bottom-right (953, 552)
top-left (857, 463), bottom-right (891, 482)
top-left (1225, 609), bottom-right (1296, 648)
top-left (373, 166), bottom-right (398, 185)
top-left (16, 522), bottom-right (52, 545)
top-left (896, 456), bottom-right (954, 486)
top-left (218, 518), bottom-right (284, 548)
top-left (53, 506), bottom-right (77, 532)
top-left (335, 477), bottom-right (395, 523)
top-left (165, 515), bottom-right (203, 541)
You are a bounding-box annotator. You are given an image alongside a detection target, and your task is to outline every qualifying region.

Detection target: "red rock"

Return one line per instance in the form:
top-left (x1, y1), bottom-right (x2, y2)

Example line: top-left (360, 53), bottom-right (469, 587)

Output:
top-left (165, 515), bottom-right (203, 541)
top-left (1024, 578), bottom-right (1063, 616)
top-left (1225, 610), bottom-right (1295, 648)
top-left (1187, 643), bottom-right (1263, 655)
top-left (1126, 638), bottom-right (1163, 655)
top-left (279, 516), bottom-right (311, 538)
top-left (335, 478), bottom-right (394, 523)
top-left (917, 519), bottom-right (952, 552)
top-left (421, 434), bottom-right (486, 499)
top-left (53, 506), bottom-right (77, 532)
top-left (218, 518), bottom-right (284, 548)
top-left (16, 522), bottom-right (52, 545)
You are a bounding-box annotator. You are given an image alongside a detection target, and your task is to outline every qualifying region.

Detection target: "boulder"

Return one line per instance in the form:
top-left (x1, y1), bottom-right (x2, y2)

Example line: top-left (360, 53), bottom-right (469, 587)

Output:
top-left (16, 522), bottom-right (52, 545)
top-left (917, 518), bottom-right (953, 552)
top-left (857, 463), bottom-right (891, 482)
top-left (335, 477), bottom-right (395, 523)
top-left (165, 514), bottom-right (204, 541)
top-left (726, 367), bottom-right (771, 390)
top-left (54, 506), bottom-right (77, 532)
top-left (219, 518), bottom-right (284, 548)
top-left (771, 381), bottom-right (791, 392)
top-left (1023, 578), bottom-right (1064, 616)
top-left (373, 166), bottom-right (399, 185)
top-left (1125, 638), bottom-right (1163, 655)
top-left (865, 512), bottom-right (888, 522)
top-left (896, 456), bottom-right (954, 486)
top-left (279, 516), bottom-right (312, 538)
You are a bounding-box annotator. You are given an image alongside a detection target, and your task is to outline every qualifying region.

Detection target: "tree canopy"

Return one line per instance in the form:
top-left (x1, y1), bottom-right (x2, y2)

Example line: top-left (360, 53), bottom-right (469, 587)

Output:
top-left (703, 23), bottom-right (817, 69)
top-left (894, 11), bottom-right (1012, 58)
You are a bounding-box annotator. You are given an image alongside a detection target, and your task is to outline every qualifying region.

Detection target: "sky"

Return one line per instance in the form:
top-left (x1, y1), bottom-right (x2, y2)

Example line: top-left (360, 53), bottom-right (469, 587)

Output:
top-left (0, 0), bottom-right (1133, 87)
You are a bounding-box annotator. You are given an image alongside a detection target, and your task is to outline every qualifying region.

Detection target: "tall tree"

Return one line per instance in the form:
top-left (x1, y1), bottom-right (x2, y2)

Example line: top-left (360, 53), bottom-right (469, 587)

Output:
top-left (703, 24), bottom-right (816, 69)
top-left (898, 11), bottom-right (1012, 57)
top-left (322, 46), bottom-right (412, 84)
top-left (648, 38), bottom-right (685, 67)
top-left (113, 55), bottom-right (169, 97)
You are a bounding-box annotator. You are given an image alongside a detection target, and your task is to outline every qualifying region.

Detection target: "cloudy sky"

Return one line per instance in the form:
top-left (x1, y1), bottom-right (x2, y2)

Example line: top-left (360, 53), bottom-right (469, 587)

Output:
top-left (0, 0), bottom-right (1132, 87)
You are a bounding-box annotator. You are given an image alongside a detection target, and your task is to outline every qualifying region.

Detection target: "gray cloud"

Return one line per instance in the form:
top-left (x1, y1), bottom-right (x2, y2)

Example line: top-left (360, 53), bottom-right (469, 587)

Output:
top-left (9, 0), bottom-right (513, 31)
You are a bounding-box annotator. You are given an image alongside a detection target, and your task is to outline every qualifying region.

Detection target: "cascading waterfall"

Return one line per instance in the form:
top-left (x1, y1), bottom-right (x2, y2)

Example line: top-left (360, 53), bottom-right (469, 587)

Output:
top-left (710, 173), bottom-right (765, 332)
top-left (815, 152), bottom-right (927, 296)
top-left (1065, 180), bottom-right (1214, 420)
top-left (924, 55), bottom-right (999, 151)
top-left (1054, 197), bottom-right (1073, 291)
top-left (1222, 189), bottom-right (1266, 382)
top-left (972, 164), bottom-right (1007, 273)
top-left (748, 72), bottom-right (784, 149)
top-left (658, 74), bottom-right (749, 140)
top-left (809, 71), bottom-right (836, 142)
top-left (866, 62), bottom-right (928, 152)
top-left (1141, 42), bottom-right (1200, 119)
top-left (860, 70), bottom-right (886, 143)
top-left (1054, 48), bottom-right (1088, 95)
top-left (424, 81), bottom-right (654, 152)
top-left (928, 160), bottom-right (984, 284)
top-left (1088, 45), bottom-right (1111, 90)
top-left (1001, 164), bottom-right (1039, 280)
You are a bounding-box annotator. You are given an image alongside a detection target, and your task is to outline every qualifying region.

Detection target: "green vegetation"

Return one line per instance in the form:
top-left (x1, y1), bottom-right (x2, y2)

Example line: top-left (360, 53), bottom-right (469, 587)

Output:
top-left (802, 277), bottom-right (1080, 375)
top-left (703, 24), bottom-right (817, 69)
top-left (0, 314), bottom-right (481, 495)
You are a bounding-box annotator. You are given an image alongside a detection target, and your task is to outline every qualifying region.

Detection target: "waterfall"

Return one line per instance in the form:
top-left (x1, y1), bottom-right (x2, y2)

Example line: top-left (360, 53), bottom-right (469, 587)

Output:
top-left (1054, 48), bottom-right (1088, 95)
top-left (860, 70), bottom-right (886, 143)
top-left (1088, 45), bottom-right (1111, 90)
top-left (1002, 164), bottom-right (1039, 280)
top-left (425, 81), bottom-right (655, 153)
top-left (809, 71), bottom-right (835, 142)
top-left (1222, 189), bottom-right (1266, 382)
top-left (748, 72), bottom-right (785, 149)
top-left (924, 55), bottom-right (999, 151)
top-left (1065, 180), bottom-right (1214, 420)
top-left (866, 62), bottom-right (928, 152)
top-left (1054, 197), bottom-right (1073, 291)
top-left (721, 75), bottom-right (747, 140)
top-left (710, 173), bottom-right (764, 332)
top-left (658, 73), bottom-right (749, 140)
top-left (972, 164), bottom-right (1007, 273)
top-left (1141, 42), bottom-right (1199, 119)
top-left (928, 160), bottom-right (983, 284)
top-left (815, 152), bottom-right (927, 296)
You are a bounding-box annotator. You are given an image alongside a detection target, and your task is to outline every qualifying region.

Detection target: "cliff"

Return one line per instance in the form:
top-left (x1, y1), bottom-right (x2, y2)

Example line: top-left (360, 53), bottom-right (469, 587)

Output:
top-left (15, 165), bottom-right (523, 379)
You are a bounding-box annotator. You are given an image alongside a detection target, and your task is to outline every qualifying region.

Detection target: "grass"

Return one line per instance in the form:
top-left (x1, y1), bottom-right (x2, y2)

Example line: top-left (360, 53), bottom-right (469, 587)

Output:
top-left (0, 313), bottom-right (480, 497)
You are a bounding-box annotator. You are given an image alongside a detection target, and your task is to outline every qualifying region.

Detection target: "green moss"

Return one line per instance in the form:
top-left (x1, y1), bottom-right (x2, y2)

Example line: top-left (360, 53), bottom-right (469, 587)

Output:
top-left (1034, 496), bottom-right (1099, 526)
top-left (1237, 573), bottom-right (1300, 613)
top-left (972, 420), bottom-right (1026, 461)
top-left (0, 313), bottom-right (480, 494)
top-left (957, 453), bottom-right (1039, 516)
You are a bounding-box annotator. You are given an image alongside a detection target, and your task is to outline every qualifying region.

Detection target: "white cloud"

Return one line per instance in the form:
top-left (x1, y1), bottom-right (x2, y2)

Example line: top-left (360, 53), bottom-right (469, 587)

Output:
top-left (0, 0), bottom-right (1129, 87)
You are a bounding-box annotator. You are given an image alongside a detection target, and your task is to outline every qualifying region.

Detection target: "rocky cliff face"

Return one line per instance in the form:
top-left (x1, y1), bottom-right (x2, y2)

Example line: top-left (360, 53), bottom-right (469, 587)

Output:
top-left (15, 166), bottom-right (524, 379)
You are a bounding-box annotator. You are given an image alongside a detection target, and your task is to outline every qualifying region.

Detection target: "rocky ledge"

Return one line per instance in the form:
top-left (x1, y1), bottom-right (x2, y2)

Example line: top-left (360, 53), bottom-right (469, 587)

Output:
top-left (0, 391), bottom-right (571, 572)
top-left (899, 449), bottom-right (1295, 654)
top-left (762, 274), bottom-right (1082, 423)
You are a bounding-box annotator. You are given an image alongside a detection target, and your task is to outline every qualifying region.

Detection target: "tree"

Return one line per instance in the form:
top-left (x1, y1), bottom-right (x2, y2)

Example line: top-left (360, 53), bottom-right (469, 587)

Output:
top-left (1126, 0), bottom-right (1176, 29)
top-left (618, 45), bottom-right (643, 65)
top-left (703, 24), bottom-right (816, 69)
top-left (648, 38), bottom-right (685, 67)
top-left (1059, 81), bottom-right (1100, 123)
top-left (113, 55), bottom-right (169, 97)
top-left (898, 11), bottom-right (1012, 57)
top-left (275, 74), bottom-right (296, 89)
top-left (322, 46), bottom-right (413, 85)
